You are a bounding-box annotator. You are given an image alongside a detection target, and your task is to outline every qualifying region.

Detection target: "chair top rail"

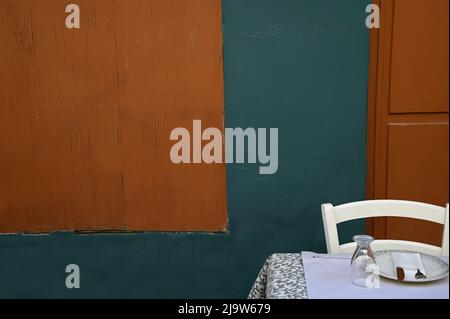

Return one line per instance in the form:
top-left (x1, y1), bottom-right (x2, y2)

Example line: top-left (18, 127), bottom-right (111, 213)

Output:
top-left (334, 200), bottom-right (446, 224)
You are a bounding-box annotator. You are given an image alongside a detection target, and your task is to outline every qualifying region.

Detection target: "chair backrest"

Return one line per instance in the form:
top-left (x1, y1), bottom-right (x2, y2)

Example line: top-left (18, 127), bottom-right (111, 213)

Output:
top-left (321, 200), bottom-right (449, 256)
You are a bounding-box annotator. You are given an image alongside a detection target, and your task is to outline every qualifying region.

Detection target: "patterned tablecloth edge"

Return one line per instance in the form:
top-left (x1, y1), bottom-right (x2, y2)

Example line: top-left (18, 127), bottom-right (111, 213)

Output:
top-left (248, 253), bottom-right (308, 299)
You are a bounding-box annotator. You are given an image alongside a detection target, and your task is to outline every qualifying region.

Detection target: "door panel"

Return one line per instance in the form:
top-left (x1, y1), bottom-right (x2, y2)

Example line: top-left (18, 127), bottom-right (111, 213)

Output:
top-left (389, 0), bottom-right (449, 114)
top-left (385, 123), bottom-right (448, 245)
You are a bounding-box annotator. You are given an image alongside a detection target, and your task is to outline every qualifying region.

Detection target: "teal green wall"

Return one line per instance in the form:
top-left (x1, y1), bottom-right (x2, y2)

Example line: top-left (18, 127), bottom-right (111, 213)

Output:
top-left (0, 0), bottom-right (369, 298)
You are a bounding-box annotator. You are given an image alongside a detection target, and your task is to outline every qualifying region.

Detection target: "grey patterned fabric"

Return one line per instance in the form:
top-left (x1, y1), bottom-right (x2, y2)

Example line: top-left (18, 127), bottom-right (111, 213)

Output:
top-left (248, 253), bottom-right (308, 299)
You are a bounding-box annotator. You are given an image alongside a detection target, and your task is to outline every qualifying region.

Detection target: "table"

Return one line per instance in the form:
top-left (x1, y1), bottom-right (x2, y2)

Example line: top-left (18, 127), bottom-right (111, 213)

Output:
top-left (248, 252), bottom-right (449, 299)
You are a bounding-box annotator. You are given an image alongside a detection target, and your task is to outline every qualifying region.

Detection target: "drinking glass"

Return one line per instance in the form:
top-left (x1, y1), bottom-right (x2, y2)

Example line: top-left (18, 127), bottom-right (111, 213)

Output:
top-left (350, 235), bottom-right (376, 287)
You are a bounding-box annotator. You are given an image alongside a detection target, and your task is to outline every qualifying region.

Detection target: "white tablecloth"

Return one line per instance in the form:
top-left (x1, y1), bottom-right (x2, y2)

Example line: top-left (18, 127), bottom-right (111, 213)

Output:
top-left (302, 251), bottom-right (449, 299)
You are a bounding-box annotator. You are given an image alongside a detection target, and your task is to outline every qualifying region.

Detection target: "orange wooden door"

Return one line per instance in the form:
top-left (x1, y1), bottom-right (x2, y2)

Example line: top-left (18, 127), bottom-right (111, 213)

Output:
top-left (367, 0), bottom-right (449, 245)
top-left (0, 0), bottom-right (227, 233)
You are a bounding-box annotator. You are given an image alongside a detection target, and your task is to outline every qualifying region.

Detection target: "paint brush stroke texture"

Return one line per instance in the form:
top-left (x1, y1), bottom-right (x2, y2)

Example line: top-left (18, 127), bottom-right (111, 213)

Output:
top-left (0, 0), bottom-right (227, 232)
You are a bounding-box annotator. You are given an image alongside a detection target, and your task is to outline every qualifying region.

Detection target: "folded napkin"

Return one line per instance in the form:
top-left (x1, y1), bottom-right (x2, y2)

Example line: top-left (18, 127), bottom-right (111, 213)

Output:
top-left (391, 252), bottom-right (427, 281)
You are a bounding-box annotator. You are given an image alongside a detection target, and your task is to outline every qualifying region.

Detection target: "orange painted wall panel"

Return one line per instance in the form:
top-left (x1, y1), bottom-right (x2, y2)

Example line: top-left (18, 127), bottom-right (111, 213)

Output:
top-left (0, 0), bottom-right (227, 232)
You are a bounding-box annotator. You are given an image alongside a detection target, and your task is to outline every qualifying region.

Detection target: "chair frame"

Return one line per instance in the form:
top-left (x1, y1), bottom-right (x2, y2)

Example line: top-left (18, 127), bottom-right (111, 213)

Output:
top-left (321, 200), bottom-right (449, 256)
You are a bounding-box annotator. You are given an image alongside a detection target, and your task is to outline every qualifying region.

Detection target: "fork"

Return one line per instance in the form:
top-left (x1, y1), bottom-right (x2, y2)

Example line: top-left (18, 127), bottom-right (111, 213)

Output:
top-left (415, 269), bottom-right (427, 279)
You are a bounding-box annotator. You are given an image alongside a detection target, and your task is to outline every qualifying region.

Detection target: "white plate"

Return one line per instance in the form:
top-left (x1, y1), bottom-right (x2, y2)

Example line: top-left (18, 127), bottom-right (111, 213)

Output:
top-left (374, 250), bottom-right (449, 283)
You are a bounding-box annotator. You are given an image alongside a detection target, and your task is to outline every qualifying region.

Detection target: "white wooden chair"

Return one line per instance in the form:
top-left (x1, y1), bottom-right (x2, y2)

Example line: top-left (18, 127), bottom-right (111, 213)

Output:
top-left (321, 200), bottom-right (449, 256)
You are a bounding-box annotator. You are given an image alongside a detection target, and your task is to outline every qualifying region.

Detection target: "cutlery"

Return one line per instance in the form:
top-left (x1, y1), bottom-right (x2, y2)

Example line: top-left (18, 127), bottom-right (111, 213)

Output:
top-left (415, 269), bottom-right (427, 279)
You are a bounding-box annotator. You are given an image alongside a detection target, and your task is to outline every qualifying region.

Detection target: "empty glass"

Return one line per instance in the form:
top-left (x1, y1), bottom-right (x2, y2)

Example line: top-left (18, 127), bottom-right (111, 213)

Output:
top-left (351, 235), bottom-right (377, 287)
